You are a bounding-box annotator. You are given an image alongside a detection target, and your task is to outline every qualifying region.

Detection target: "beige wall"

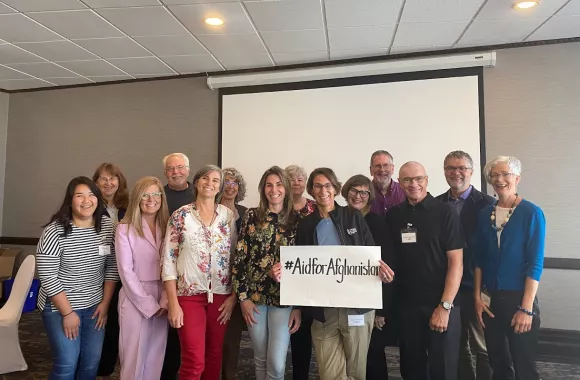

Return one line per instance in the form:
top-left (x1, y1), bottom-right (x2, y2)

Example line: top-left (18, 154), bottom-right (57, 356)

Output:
top-left (0, 92), bottom-right (8, 234)
top-left (3, 77), bottom-right (217, 237)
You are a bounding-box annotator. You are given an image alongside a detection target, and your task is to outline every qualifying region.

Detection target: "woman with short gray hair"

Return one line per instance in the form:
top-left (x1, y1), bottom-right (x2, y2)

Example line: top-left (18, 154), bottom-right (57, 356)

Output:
top-left (162, 165), bottom-right (238, 380)
top-left (474, 156), bottom-right (546, 380)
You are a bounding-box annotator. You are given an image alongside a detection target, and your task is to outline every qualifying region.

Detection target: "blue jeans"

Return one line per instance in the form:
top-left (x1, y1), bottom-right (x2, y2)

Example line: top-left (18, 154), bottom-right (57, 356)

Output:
top-left (247, 305), bottom-right (293, 380)
top-left (42, 304), bottom-right (105, 380)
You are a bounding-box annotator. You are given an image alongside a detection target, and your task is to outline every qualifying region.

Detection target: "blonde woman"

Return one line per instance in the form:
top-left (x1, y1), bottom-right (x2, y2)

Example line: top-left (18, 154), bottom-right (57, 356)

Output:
top-left (116, 177), bottom-right (170, 380)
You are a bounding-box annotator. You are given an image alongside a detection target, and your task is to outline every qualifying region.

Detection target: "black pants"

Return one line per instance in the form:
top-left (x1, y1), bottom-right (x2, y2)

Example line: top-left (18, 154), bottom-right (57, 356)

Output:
top-left (290, 314), bottom-right (313, 380)
top-left (458, 290), bottom-right (492, 380)
top-left (97, 281), bottom-right (122, 376)
top-left (398, 303), bottom-right (461, 380)
top-left (366, 326), bottom-right (389, 380)
top-left (483, 291), bottom-right (541, 380)
top-left (160, 326), bottom-right (181, 380)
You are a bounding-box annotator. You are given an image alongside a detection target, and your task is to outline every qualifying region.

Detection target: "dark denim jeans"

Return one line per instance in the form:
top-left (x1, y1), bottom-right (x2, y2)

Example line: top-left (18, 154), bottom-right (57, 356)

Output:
top-left (42, 303), bottom-right (105, 380)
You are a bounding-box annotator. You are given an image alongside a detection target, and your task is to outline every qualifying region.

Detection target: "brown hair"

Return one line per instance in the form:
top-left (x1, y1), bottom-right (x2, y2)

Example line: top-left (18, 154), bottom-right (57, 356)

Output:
top-left (307, 167), bottom-right (342, 197)
top-left (92, 163), bottom-right (129, 209)
top-left (257, 166), bottom-right (295, 228)
top-left (341, 174), bottom-right (375, 204)
top-left (120, 176), bottom-right (169, 239)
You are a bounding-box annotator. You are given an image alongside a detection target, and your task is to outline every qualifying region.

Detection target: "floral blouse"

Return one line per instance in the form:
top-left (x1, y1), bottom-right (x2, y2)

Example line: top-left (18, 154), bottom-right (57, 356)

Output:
top-left (232, 208), bottom-right (298, 306)
top-left (299, 198), bottom-right (316, 219)
top-left (162, 203), bottom-right (236, 302)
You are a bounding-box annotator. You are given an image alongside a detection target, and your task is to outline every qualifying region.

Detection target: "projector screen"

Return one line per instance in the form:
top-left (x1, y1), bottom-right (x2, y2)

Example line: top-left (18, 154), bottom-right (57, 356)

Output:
top-left (220, 68), bottom-right (485, 208)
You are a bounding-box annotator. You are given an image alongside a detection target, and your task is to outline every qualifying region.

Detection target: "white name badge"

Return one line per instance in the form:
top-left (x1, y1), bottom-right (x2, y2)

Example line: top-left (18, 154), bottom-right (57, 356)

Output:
top-left (401, 231), bottom-right (417, 243)
top-left (481, 292), bottom-right (491, 308)
top-left (348, 314), bottom-right (365, 327)
top-left (98, 245), bottom-right (111, 256)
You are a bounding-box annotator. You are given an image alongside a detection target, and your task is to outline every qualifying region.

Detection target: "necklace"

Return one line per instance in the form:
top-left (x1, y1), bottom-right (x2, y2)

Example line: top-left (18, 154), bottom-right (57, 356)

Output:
top-left (490, 194), bottom-right (518, 231)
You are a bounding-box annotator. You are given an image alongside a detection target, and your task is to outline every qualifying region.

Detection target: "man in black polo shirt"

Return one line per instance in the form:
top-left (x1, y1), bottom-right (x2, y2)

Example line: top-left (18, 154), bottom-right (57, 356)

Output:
top-left (436, 151), bottom-right (494, 380)
top-left (385, 161), bottom-right (463, 380)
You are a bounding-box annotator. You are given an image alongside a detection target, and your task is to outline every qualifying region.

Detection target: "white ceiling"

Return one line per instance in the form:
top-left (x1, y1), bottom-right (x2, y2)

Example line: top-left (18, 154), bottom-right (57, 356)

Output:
top-left (0, 0), bottom-right (578, 91)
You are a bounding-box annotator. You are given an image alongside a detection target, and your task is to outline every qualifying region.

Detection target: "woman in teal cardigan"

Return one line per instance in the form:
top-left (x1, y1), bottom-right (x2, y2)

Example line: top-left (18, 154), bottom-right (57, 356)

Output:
top-left (473, 156), bottom-right (546, 380)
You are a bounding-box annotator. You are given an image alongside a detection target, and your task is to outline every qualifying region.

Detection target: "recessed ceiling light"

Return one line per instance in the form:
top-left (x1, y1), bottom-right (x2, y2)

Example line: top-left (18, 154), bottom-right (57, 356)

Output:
top-left (513, 1), bottom-right (539, 9)
top-left (205, 17), bottom-right (224, 26)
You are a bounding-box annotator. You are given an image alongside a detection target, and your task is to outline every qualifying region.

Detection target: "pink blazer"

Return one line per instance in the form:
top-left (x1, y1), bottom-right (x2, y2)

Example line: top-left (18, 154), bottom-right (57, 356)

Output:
top-left (116, 218), bottom-right (168, 319)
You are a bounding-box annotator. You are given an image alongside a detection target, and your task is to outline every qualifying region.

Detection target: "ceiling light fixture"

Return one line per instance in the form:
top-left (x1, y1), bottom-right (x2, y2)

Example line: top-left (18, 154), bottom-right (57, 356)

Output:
top-left (513, 1), bottom-right (539, 9)
top-left (205, 17), bottom-right (224, 26)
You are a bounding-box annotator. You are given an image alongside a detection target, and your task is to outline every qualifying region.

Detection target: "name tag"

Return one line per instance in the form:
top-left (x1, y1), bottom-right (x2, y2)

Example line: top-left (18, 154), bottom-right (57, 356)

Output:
top-left (348, 314), bottom-right (365, 327)
top-left (98, 245), bottom-right (111, 256)
top-left (481, 292), bottom-right (491, 308)
top-left (401, 227), bottom-right (417, 243)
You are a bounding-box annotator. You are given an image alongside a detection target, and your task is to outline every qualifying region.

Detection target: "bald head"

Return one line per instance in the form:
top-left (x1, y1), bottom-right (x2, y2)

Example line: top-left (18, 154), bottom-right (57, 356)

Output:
top-left (398, 161), bottom-right (428, 205)
top-left (399, 161), bottom-right (427, 178)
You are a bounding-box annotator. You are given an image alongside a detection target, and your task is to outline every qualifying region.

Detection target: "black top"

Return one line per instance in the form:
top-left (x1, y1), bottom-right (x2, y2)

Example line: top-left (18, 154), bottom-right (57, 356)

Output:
top-left (436, 188), bottom-right (494, 290)
top-left (235, 204), bottom-right (248, 234)
top-left (364, 211), bottom-right (396, 317)
top-left (164, 182), bottom-right (194, 215)
top-left (385, 193), bottom-right (464, 307)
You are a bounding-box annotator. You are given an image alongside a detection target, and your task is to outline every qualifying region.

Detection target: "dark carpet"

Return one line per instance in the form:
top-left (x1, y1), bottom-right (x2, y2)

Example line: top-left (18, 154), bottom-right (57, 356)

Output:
top-left (2, 311), bottom-right (580, 380)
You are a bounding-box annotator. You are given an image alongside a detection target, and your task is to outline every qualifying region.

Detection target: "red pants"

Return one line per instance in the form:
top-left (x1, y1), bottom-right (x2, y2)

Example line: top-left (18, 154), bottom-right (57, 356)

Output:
top-left (177, 294), bottom-right (229, 380)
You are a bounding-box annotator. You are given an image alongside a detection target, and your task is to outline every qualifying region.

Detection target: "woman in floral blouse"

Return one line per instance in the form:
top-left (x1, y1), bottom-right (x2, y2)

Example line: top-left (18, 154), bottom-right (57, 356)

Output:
top-left (232, 166), bottom-right (301, 380)
top-left (162, 165), bottom-right (237, 380)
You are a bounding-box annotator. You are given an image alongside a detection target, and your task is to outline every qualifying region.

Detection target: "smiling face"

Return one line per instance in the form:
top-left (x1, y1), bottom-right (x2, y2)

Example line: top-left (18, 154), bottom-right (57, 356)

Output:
top-left (489, 162), bottom-right (520, 198)
top-left (264, 174), bottom-right (285, 209)
top-left (290, 175), bottom-right (306, 197)
top-left (370, 153), bottom-right (395, 186)
top-left (347, 185), bottom-right (370, 211)
top-left (222, 175), bottom-right (239, 202)
top-left (195, 170), bottom-right (221, 200)
top-left (71, 184), bottom-right (98, 221)
top-left (399, 162), bottom-right (428, 204)
top-left (96, 170), bottom-right (119, 199)
top-left (164, 155), bottom-right (190, 189)
top-left (140, 184), bottom-right (162, 217)
top-left (444, 156), bottom-right (473, 194)
top-left (311, 174), bottom-right (336, 208)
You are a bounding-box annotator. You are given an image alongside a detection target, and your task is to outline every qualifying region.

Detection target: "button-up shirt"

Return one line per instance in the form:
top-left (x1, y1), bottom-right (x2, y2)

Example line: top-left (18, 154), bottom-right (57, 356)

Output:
top-left (370, 180), bottom-right (406, 217)
top-left (446, 185), bottom-right (473, 216)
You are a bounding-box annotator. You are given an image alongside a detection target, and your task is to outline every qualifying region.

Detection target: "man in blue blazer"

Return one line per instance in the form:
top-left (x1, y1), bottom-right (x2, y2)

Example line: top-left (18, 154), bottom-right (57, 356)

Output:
top-left (437, 151), bottom-right (495, 380)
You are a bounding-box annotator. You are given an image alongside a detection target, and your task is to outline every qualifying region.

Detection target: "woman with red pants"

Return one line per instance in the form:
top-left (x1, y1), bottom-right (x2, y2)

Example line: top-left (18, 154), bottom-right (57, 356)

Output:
top-left (162, 165), bottom-right (238, 379)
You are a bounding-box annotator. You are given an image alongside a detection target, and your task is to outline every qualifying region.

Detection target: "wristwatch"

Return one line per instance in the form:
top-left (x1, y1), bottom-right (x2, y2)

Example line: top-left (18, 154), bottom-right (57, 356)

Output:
top-left (440, 301), bottom-right (454, 310)
top-left (239, 292), bottom-right (248, 302)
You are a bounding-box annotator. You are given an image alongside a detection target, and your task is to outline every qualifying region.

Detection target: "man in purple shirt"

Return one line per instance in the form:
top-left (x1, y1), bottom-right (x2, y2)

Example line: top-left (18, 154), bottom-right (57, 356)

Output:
top-left (369, 150), bottom-right (406, 216)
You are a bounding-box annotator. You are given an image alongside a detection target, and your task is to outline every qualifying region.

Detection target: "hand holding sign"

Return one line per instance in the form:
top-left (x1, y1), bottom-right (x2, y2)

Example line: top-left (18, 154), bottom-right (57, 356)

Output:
top-left (269, 262), bottom-right (282, 283)
top-left (379, 260), bottom-right (395, 283)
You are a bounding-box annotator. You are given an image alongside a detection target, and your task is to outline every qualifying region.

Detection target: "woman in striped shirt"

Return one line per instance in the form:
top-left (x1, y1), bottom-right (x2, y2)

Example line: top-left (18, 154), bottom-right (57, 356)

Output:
top-left (36, 176), bottom-right (119, 380)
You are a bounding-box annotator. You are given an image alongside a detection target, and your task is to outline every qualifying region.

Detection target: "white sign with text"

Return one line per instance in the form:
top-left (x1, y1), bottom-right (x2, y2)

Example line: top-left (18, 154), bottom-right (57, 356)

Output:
top-left (280, 246), bottom-right (382, 309)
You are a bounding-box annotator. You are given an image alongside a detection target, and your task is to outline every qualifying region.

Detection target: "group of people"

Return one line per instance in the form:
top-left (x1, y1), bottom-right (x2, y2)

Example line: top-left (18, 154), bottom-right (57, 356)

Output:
top-left (35, 149), bottom-right (545, 380)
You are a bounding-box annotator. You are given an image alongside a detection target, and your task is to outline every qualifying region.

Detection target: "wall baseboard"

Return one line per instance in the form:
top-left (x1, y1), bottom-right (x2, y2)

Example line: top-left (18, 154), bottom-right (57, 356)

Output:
top-left (537, 328), bottom-right (580, 365)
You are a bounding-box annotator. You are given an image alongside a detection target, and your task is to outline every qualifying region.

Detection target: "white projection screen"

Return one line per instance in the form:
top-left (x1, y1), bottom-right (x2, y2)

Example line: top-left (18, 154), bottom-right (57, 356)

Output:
top-left (220, 68), bottom-right (485, 208)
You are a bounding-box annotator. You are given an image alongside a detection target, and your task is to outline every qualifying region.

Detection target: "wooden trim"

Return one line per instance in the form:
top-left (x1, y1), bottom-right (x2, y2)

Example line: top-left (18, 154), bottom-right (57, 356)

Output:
top-left (544, 257), bottom-right (580, 270)
top-left (3, 37), bottom-right (580, 94)
top-left (0, 237), bottom-right (40, 245)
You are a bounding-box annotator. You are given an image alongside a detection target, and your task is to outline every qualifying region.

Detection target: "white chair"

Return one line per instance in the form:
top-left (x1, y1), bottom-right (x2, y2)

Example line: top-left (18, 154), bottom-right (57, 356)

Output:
top-left (0, 255), bottom-right (35, 374)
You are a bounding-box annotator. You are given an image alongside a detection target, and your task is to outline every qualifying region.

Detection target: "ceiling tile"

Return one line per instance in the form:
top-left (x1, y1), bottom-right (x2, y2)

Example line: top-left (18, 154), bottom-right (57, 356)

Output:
top-left (476, 0), bottom-right (570, 21)
top-left (5, 62), bottom-right (80, 77)
top-left (272, 51), bottom-right (328, 65)
top-left (0, 14), bottom-right (64, 43)
top-left (56, 59), bottom-right (128, 76)
top-left (527, 15), bottom-right (580, 41)
top-left (97, 6), bottom-right (189, 37)
top-left (244, 0), bottom-right (323, 32)
top-left (0, 78), bottom-right (53, 90)
top-left (0, 44), bottom-right (46, 64)
top-left (261, 30), bottom-right (326, 53)
top-left (134, 35), bottom-right (208, 56)
top-left (390, 45), bottom-right (451, 54)
top-left (84, 0), bottom-right (160, 7)
top-left (169, 3), bottom-right (253, 35)
top-left (133, 73), bottom-right (175, 78)
top-left (87, 75), bottom-right (133, 82)
top-left (107, 57), bottom-right (175, 75)
top-left (218, 53), bottom-right (273, 70)
top-left (325, 0), bottom-right (402, 28)
top-left (16, 41), bottom-right (98, 61)
top-left (74, 37), bottom-right (152, 59)
top-left (163, 0), bottom-right (239, 4)
top-left (197, 33), bottom-right (267, 56)
top-left (27, 10), bottom-right (124, 39)
top-left (161, 54), bottom-right (223, 73)
top-left (43, 76), bottom-right (92, 85)
top-left (0, 65), bottom-right (34, 80)
top-left (393, 21), bottom-right (468, 47)
top-left (558, 0), bottom-right (580, 16)
top-left (329, 48), bottom-right (387, 60)
top-left (328, 25), bottom-right (394, 50)
top-left (457, 19), bottom-right (545, 46)
top-left (400, 0), bottom-right (483, 23)
top-left (2, 0), bottom-right (86, 12)
top-left (0, 4), bottom-right (16, 14)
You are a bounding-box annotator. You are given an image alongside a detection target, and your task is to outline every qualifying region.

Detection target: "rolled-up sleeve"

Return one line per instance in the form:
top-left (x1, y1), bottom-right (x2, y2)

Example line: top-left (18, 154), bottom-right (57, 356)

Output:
top-left (525, 208), bottom-right (546, 281)
top-left (36, 225), bottom-right (64, 297)
top-left (162, 211), bottom-right (182, 281)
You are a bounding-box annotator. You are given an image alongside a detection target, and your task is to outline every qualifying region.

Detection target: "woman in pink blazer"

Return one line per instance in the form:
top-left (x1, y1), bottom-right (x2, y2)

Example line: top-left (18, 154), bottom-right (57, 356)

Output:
top-left (116, 176), bottom-right (170, 380)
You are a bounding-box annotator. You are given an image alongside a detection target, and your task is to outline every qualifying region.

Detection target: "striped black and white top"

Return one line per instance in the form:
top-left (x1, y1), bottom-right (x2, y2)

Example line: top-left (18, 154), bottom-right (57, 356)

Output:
top-left (36, 216), bottom-right (119, 311)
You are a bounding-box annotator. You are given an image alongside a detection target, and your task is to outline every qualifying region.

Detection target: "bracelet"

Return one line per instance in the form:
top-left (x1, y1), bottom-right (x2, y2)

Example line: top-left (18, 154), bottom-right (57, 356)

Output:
top-left (62, 310), bottom-right (74, 318)
top-left (517, 306), bottom-right (536, 316)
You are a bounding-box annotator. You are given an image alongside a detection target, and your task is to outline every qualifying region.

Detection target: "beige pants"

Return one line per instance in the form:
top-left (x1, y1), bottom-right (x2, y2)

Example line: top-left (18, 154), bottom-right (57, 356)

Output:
top-left (311, 308), bottom-right (374, 380)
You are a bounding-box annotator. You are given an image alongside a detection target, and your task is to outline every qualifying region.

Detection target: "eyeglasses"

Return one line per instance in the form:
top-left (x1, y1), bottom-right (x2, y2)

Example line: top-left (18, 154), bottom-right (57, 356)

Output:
top-left (224, 180), bottom-right (238, 187)
top-left (349, 188), bottom-right (371, 199)
top-left (401, 176), bottom-right (427, 184)
top-left (98, 176), bottom-right (117, 183)
top-left (371, 163), bottom-right (393, 171)
top-left (489, 172), bottom-right (514, 180)
top-left (312, 183), bottom-right (334, 192)
top-left (444, 166), bottom-right (472, 173)
top-left (141, 192), bottom-right (162, 199)
top-left (165, 165), bottom-right (188, 173)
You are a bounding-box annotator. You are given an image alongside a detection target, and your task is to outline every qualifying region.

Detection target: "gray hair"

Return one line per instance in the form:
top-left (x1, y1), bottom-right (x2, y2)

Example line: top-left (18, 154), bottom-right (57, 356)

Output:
top-left (370, 150), bottom-right (394, 166)
top-left (222, 167), bottom-right (247, 203)
top-left (444, 150), bottom-right (474, 168)
top-left (285, 165), bottom-right (307, 180)
top-left (192, 165), bottom-right (223, 200)
top-left (162, 153), bottom-right (190, 168)
top-left (484, 156), bottom-right (522, 184)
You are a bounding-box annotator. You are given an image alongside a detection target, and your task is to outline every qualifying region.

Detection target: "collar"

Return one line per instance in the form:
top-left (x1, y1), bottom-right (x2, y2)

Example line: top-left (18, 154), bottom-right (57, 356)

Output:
top-left (373, 179), bottom-right (395, 194)
top-left (448, 185), bottom-right (473, 202)
top-left (405, 193), bottom-right (435, 209)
